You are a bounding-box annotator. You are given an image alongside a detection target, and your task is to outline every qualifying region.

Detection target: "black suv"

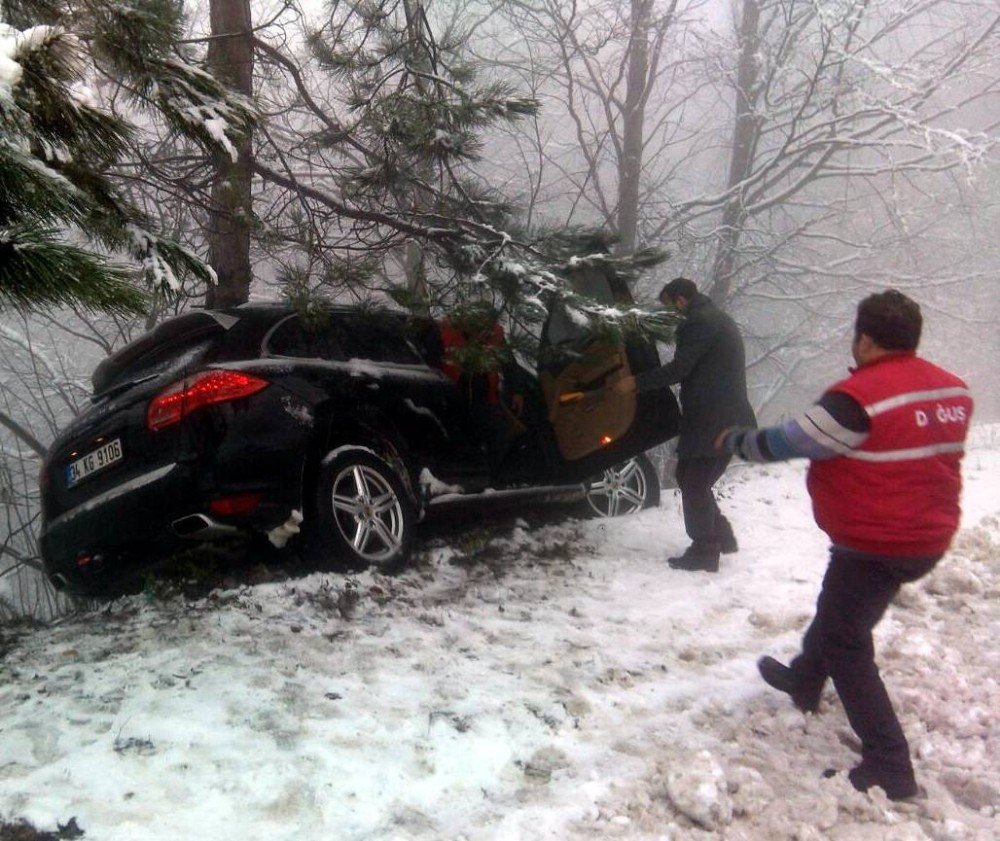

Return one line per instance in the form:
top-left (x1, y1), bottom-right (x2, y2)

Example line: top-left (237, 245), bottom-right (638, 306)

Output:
top-left (40, 275), bottom-right (680, 595)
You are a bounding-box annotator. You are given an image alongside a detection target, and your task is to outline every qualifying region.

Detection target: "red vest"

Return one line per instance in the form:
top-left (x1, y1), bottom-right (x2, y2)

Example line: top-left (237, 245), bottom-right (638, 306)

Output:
top-left (807, 353), bottom-right (973, 557)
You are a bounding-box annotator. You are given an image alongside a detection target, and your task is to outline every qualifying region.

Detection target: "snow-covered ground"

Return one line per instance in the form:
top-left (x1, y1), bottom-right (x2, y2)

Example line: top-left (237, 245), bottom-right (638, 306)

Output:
top-left (1, 429), bottom-right (998, 841)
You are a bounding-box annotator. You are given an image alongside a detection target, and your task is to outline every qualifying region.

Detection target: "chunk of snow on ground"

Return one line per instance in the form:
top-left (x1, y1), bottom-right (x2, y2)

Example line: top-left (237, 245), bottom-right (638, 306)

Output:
top-left (664, 750), bottom-right (732, 829)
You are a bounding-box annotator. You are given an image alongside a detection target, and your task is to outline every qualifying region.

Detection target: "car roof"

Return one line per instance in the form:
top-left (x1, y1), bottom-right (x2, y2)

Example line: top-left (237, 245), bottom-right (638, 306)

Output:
top-left (220, 301), bottom-right (412, 324)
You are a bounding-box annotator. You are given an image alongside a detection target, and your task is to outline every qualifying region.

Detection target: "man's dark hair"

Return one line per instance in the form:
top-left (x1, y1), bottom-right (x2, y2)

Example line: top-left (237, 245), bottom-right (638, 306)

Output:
top-left (659, 277), bottom-right (697, 303)
top-left (855, 289), bottom-right (922, 351)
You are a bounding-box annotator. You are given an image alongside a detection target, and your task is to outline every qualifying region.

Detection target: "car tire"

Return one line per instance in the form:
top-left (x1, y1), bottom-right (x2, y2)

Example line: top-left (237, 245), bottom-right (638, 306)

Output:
top-left (310, 448), bottom-right (415, 572)
top-left (581, 453), bottom-right (660, 517)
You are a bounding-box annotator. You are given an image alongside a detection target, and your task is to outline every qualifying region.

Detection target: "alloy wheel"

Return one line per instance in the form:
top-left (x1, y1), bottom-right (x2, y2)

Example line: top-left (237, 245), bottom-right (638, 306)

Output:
top-left (330, 463), bottom-right (406, 562)
top-left (584, 456), bottom-right (649, 517)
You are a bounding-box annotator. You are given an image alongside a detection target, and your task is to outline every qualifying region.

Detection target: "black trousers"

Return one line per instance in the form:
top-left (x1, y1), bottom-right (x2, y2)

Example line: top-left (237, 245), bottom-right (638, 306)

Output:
top-left (791, 547), bottom-right (939, 776)
top-left (675, 455), bottom-right (732, 546)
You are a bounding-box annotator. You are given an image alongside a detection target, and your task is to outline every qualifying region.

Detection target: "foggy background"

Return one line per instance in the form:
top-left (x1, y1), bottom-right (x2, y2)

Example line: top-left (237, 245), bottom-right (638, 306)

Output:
top-left (3, 0), bottom-right (999, 616)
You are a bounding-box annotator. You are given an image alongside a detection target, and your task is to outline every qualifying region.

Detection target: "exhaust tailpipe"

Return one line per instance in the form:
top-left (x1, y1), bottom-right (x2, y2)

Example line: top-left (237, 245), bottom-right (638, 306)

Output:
top-left (171, 514), bottom-right (241, 539)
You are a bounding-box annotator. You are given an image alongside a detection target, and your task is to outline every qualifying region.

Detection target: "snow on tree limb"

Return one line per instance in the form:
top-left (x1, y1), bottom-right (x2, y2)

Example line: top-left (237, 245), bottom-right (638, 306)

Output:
top-left (1, 0), bottom-right (256, 312)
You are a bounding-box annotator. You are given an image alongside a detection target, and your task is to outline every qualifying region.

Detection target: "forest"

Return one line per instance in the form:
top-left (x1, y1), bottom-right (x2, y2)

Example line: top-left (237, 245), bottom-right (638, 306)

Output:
top-left (3, 0), bottom-right (999, 617)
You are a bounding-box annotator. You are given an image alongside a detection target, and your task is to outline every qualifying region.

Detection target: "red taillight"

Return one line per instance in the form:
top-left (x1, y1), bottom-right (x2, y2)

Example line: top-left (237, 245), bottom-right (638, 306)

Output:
top-left (147, 370), bottom-right (269, 431)
top-left (209, 493), bottom-right (263, 516)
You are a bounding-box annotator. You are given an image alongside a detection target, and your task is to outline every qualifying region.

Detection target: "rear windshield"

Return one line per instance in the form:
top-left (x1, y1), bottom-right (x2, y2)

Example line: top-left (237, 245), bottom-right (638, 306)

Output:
top-left (91, 313), bottom-right (231, 398)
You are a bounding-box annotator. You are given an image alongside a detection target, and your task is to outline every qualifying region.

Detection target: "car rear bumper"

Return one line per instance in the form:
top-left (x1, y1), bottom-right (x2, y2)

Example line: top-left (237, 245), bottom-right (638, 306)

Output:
top-left (39, 460), bottom-right (297, 596)
top-left (41, 463), bottom-right (190, 594)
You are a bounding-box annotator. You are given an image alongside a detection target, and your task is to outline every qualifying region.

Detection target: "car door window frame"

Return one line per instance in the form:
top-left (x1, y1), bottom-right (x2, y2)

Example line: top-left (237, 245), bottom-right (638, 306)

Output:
top-left (262, 314), bottom-right (347, 361)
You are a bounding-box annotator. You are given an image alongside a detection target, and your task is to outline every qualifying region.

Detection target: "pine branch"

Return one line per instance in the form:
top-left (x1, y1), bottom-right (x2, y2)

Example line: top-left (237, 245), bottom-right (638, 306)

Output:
top-left (0, 227), bottom-right (147, 315)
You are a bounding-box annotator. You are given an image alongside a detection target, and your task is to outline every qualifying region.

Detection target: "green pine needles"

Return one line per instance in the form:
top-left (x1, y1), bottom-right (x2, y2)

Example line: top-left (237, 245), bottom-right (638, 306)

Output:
top-left (0, 0), bottom-right (253, 314)
top-left (302, 0), bottom-right (671, 355)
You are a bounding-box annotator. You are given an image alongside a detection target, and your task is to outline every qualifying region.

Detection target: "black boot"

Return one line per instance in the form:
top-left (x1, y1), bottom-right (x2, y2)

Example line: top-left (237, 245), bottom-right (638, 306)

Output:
top-left (757, 656), bottom-right (822, 713)
top-left (716, 517), bottom-right (738, 554)
top-left (668, 542), bottom-right (720, 573)
top-left (848, 763), bottom-right (919, 801)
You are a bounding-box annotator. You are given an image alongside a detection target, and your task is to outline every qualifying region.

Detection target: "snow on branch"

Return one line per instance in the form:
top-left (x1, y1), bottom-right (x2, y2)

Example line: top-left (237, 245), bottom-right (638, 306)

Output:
top-left (0, 23), bottom-right (74, 101)
top-left (148, 58), bottom-right (255, 163)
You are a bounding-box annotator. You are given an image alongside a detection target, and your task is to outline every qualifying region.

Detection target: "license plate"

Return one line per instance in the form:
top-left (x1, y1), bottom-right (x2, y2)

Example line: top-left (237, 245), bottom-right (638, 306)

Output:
top-left (65, 438), bottom-right (124, 488)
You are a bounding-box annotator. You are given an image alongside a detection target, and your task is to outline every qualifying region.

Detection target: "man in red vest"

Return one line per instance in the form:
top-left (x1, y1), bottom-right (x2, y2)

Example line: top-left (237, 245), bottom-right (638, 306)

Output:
top-left (717, 290), bottom-right (973, 801)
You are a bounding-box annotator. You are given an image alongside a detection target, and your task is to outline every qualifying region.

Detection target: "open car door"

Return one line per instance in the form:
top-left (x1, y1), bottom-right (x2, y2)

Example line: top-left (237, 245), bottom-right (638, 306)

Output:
top-left (538, 266), bottom-right (680, 484)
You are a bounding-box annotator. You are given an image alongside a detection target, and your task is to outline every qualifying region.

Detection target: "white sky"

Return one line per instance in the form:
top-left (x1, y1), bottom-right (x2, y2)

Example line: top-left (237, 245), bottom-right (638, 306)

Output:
top-left (0, 426), bottom-right (997, 840)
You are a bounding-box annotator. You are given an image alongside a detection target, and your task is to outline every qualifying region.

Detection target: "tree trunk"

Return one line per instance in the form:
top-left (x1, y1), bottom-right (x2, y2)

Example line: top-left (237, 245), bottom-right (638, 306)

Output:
top-left (616, 0), bottom-right (652, 256)
top-left (709, 0), bottom-right (761, 305)
top-left (403, 0), bottom-right (430, 301)
top-left (205, 0), bottom-right (254, 308)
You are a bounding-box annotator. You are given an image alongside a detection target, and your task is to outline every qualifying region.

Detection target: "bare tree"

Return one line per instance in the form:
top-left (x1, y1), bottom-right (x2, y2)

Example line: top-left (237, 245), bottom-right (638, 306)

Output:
top-left (0, 312), bottom-right (126, 618)
top-left (658, 1), bottom-right (1000, 300)
top-left (487, 0), bottom-right (701, 252)
top-left (473, 0), bottom-right (1000, 416)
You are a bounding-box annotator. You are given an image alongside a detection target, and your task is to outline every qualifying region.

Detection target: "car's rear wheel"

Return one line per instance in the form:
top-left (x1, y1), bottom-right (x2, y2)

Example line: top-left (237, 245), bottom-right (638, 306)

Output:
top-left (312, 448), bottom-right (415, 571)
top-left (582, 453), bottom-right (660, 517)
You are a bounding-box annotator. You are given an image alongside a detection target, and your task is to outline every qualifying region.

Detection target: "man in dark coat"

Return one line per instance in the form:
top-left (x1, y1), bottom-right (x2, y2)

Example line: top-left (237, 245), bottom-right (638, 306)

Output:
top-left (616, 277), bottom-right (755, 571)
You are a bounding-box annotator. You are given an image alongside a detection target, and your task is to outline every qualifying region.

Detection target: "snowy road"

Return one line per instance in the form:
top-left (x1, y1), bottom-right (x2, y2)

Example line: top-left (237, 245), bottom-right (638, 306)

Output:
top-left (1, 439), bottom-right (997, 840)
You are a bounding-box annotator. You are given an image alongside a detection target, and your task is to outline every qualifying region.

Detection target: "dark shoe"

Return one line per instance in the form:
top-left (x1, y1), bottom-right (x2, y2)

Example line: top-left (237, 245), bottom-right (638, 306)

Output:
top-left (848, 763), bottom-right (919, 801)
top-left (668, 543), bottom-right (720, 573)
top-left (757, 656), bottom-right (821, 714)
top-left (716, 519), bottom-right (738, 554)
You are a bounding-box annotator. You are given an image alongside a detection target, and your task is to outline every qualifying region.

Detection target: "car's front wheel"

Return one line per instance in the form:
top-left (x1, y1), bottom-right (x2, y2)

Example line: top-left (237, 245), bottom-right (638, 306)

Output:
top-left (582, 453), bottom-right (660, 517)
top-left (312, 448), bottom-right (415, 571)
